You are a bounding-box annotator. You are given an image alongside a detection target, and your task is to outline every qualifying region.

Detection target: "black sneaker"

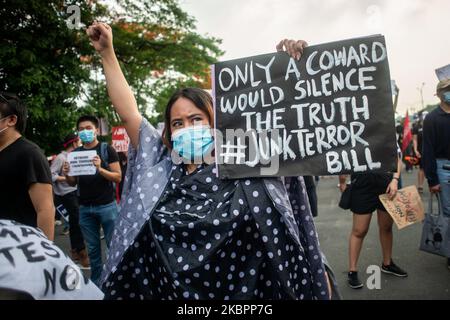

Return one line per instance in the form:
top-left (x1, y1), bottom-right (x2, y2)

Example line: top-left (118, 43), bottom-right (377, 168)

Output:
top-left (348, 271), bottom-right (363, 289)
top-left (447, 258), bottom-right (450, 271)
top-left (381, 260), bottom-right (408, 277)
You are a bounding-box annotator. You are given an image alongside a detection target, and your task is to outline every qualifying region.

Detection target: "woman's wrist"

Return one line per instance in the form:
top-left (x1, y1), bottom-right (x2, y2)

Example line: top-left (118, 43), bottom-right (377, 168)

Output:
top-left (100, 47), bottom-right (116, 61)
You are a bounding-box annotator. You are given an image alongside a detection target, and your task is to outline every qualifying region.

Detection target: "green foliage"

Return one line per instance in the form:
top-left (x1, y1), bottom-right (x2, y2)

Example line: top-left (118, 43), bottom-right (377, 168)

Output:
top-left (0, 0), bottom-right (223, 154)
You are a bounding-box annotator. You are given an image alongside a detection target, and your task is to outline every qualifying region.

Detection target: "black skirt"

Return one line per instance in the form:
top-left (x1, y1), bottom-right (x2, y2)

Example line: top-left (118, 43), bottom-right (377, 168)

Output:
top-left (349, 173), bottom-right (393, 214)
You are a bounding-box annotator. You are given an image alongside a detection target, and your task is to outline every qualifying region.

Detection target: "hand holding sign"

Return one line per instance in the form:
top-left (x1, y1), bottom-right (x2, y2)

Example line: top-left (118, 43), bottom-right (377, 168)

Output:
top-left (92, 155), bottom-right (102, 170)
top-left (276, 39), bottom-right (308, 60)
top-left (385, 178), bottom-right (399, 200)
top-left (62, 161), bottom-right (70, 176)
top-left (379, 186), bottom-right (425, 230)
top-left (67, 151), bottom-right (97, 176)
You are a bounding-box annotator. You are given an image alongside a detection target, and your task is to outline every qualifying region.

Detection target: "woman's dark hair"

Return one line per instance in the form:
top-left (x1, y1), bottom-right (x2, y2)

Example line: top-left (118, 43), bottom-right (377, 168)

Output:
top-left (162, 87), bottom-right (214, 148)
top-left (76, 115), bottom-right (99, 130)
top-left (0, 92), bottom-right (27, 134)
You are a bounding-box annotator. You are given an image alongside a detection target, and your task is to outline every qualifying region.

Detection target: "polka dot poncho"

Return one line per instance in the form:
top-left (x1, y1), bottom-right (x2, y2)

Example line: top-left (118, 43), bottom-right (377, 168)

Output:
top-left (100, 118), bottom-right (330, 300)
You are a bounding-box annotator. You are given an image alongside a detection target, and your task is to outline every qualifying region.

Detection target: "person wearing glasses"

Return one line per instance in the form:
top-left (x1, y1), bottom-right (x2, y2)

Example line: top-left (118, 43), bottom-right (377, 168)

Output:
top-left (0, 92), bottom-right (55, 240)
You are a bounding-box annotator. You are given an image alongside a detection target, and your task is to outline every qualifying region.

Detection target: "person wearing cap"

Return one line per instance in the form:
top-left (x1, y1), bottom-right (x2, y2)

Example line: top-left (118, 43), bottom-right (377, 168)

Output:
top-left (422, 78), bottom-right (450, 270)
top-left (0, 92), bottom-right (55, 240)
top-left (50, 133), bottom-right (90, 269)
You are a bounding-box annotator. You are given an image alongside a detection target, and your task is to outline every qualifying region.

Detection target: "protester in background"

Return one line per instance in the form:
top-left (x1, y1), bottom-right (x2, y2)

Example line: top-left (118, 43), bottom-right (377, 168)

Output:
top-left (0, 219), bottom-right (103, 300)
top-left (422, 79), bottom-right (450, 270)
top-left (0, 92), bottom-right (54, 240)
top-left (85, 22), bottom-right (339, 300)
top-left (303, 176), bottom-right (318, 218)
top-left (50, 133), bottom-right (90, 269)
top-left (412, 112), bottom-right (427, 193)
top-left (339, 148), bottom-right (407, 289)
top-left (63, 115), bottom-right (122, 285)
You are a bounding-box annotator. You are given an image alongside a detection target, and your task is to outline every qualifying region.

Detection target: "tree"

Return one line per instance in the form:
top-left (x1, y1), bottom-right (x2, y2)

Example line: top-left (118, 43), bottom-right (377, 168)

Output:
top-left (0, 0), bottom-right (223, 154)
top-left (0, 0), bottom-right (107, 153)
top-left (84, 0), bottom-right (223, 125)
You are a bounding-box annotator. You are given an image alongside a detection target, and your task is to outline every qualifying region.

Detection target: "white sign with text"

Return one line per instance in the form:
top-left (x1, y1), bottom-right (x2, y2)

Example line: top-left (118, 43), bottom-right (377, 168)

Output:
top-left (67, 151), bottom-right (97, 176)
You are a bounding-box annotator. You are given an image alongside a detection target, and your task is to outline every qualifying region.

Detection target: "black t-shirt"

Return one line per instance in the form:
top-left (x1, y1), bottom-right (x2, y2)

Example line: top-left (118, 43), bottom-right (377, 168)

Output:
top-left (0, 137), bottom-right (52, 227)
top-left (76, 143), bottom-right (119, 206)
top-left (412, 122), bottom-right (423, 153)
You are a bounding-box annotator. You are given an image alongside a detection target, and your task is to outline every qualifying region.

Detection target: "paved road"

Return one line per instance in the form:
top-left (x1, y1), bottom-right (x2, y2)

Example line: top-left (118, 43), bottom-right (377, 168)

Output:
top-left (54, 168), bottom-right (450, 300)
top-left (314, 170), bottom-right (450, 300)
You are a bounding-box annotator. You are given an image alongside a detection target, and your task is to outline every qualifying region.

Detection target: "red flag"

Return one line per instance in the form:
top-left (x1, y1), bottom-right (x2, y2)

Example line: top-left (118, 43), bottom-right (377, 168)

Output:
top-left (402, 111), bottom-right (412, 153)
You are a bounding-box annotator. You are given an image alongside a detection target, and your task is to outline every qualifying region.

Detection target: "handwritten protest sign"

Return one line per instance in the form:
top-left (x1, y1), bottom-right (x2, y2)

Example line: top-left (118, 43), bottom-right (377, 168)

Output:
top-left (212, 35), bottom-right (397, 179)
top-left (67, 150), bottom-right (97, 176)
top-left (379, 186), bottom-right (425, 230)
top-left (112, 126), bottom-right (130, 153)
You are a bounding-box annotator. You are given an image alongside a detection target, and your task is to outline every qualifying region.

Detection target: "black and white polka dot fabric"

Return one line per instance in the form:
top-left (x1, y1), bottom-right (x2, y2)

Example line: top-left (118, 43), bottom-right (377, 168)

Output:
top-left (100, 118), bottom-right (329, 300)
top-left (103, 164), bottom-right (328, 299)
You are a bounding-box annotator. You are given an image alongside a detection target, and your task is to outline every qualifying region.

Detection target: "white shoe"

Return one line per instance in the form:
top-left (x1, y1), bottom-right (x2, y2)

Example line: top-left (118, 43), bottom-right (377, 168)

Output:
top-left (54, 220), bottom-right (62, 226)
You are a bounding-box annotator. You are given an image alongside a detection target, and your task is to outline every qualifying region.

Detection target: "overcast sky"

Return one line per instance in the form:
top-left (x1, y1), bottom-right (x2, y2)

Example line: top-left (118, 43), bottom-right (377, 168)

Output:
top-left (180, 0), bottom-right (449, 115)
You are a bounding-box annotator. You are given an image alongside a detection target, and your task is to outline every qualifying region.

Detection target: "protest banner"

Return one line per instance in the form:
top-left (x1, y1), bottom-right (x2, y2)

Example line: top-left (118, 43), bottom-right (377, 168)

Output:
top-left (67, 150), bottom-right (97, 176)
top-left (212, 35), bottom-right (397, 179)
top-left (379, 185), bottom-right (425, 230)
top-left (111, 126), bottom-right (130, 153)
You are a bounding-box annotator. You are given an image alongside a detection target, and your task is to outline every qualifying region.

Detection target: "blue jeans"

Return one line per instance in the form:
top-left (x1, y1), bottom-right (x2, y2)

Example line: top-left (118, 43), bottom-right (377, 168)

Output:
top-left (436, 159), bottom-right (450, 217)
top-left (79, 201), bottom-right (118, 286)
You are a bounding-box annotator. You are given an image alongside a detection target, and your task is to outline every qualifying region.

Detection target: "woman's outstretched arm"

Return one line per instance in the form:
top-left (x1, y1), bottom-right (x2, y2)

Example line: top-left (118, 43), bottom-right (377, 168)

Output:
top-left (86, 21), bottom-right (142, 149)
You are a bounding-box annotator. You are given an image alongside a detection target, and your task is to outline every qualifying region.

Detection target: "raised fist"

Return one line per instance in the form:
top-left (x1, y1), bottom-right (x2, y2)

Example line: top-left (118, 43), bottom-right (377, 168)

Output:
top-left (86, 21), bottom-right (113, 55)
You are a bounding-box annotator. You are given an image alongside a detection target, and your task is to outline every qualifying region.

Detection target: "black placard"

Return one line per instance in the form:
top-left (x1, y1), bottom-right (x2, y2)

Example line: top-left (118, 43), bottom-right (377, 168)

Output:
top-left (212, 35), bottom-right (397, 179)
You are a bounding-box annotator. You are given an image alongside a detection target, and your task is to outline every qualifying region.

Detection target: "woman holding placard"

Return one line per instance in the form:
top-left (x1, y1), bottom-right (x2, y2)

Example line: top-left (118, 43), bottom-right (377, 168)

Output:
top-left (339, 148), bottom-right (408, 290)
top-left (85, 22), bottom-right (337, 300)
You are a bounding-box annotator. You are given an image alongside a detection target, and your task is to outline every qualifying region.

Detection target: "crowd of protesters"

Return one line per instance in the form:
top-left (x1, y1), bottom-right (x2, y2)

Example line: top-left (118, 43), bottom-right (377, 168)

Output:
top-left (0, 23), bottom-right (449, 300)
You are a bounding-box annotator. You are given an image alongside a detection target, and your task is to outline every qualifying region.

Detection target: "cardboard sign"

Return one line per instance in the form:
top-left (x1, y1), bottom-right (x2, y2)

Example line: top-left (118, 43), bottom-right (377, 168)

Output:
top-left (112, 126), bottom-right (130, 153)
top-left (379, 185), bottom-right (425, 230)
top-left (212, 35), bottom-right (397, 179)
top-left (67, 150), bottom-right (97, 176)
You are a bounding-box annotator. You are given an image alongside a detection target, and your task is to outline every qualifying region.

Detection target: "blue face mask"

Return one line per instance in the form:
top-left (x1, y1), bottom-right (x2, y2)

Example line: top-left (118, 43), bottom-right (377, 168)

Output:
top-left (443, 92), bottom-right (450, 104)
top-left (171, 125), bottom-right (214, 162)
top-left (78, 129), bottom-right (95, 144)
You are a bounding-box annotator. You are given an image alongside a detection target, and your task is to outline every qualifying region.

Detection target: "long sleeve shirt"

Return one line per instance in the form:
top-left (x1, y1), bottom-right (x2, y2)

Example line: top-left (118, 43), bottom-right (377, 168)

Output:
top-left (50, 151), bottom-right (77, 196)
top-left (422, 106), bottom-right (450, 186)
